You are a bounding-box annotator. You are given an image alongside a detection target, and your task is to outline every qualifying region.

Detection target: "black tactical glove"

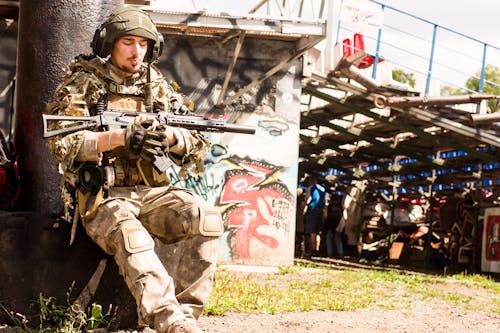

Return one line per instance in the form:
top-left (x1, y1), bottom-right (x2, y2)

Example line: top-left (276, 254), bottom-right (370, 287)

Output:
top-left (140, 129), bottom-right (172, 173)
top-left (140, 131), bottom-right (168, 161)
top-left (125, 122), bottom-right (148, 155)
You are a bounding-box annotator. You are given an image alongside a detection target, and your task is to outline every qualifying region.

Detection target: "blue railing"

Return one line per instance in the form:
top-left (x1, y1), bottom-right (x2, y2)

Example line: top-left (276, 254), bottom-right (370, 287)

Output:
top-left (334, 0), bottom-right (500, 96)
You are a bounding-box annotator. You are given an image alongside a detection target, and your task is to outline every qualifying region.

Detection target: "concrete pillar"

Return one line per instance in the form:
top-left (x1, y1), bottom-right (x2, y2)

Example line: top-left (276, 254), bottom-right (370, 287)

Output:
top-left (0, 0), bottom-right (132, 328)
top-left (14, 0), bottom-right (123, 214)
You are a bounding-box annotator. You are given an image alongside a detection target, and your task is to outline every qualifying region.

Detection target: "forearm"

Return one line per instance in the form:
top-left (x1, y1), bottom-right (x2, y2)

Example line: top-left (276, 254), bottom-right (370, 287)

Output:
top-left (96, 129), bottom-right (127, 153)
top-left (76, 125), bottom-right (185, 162)
top-left (73, 129), bottom-right (125, 161)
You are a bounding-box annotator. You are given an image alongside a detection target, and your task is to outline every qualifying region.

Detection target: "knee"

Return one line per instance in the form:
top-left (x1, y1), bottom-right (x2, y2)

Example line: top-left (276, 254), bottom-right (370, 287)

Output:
top-left (141, 189), bottom-right (224, 242)
top-left (120, 219), bottom-right (155, 254)
top-left (192, 204), bottom-right (224, 237)
top-left (169, 190), bottom-right (223, 238)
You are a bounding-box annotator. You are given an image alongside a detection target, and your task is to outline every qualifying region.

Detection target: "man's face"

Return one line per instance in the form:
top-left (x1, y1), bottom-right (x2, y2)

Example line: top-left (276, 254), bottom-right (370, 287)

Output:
top-left (110, 35), bottom-right (149, 77)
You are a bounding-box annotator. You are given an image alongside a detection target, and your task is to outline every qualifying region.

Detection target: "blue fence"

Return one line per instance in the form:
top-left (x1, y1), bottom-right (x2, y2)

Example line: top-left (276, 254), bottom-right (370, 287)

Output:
top-left (334, 0), bottom-right (500, 96)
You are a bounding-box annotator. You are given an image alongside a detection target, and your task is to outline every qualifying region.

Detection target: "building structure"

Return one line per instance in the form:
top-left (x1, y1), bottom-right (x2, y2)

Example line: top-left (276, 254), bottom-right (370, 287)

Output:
top-left (0, 0), bottom-right (499, 328)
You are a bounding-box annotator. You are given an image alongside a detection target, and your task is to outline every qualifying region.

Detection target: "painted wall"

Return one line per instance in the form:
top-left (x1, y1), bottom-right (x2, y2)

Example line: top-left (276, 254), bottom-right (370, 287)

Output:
top-left (158, 35), bottom-right (301, 266)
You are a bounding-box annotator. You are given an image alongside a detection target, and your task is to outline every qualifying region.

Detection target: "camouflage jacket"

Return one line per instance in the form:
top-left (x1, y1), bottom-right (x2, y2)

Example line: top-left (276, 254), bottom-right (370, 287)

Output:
top-left (47, 54), bottom-right (209, 222)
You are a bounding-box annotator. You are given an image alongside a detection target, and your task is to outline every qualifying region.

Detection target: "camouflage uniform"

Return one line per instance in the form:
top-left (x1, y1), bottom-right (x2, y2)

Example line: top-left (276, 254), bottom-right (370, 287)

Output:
top-left (47, 55), bottom-right (222, 331)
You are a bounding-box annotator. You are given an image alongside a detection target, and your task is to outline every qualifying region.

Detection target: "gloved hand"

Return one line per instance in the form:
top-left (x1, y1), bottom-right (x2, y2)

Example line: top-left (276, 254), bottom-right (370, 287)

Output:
top-left (125, 120), bottom-right (157, 154)
top-left (140, 129), bottom-right (173, 173)
top-left (125, 123), bottom-right (147, 155)
top-left (140, 130), bottom-right (169, 161)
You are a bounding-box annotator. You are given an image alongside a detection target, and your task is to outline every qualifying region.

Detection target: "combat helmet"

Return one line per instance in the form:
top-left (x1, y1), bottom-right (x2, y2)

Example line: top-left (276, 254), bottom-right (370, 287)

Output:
top-left (91, 7), bottom-right (164, 63)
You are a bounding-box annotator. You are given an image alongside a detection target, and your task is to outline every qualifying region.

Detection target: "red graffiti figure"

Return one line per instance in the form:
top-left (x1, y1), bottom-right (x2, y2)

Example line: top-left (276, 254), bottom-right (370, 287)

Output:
top-left (219, 162), bottom-right (290, 259)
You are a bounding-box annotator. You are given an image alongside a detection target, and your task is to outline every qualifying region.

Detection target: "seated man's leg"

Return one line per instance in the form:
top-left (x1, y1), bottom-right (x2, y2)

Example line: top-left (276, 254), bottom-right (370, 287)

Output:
top-left (174, 235), bottom-right (218, 322)
top-left (138, 187), bottom-right (222, 322)
top-left (83, 198), bottom-right (186, 331)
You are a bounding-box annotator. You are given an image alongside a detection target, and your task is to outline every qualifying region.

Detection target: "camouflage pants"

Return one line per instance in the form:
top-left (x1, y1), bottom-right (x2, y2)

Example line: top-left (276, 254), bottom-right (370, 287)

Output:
top-left (82, 185), bottom-right (220, 332)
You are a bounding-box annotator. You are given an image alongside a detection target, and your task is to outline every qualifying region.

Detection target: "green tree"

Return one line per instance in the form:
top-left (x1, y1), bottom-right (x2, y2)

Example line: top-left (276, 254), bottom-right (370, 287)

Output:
top-left (465, 64), bottom-right (500, 112)
top-left (441, 64), bottom-right (499, 112)
top-left (392, 69), bottom-right (416, 88)
top-left (440, 85), bottom-right (463, 97)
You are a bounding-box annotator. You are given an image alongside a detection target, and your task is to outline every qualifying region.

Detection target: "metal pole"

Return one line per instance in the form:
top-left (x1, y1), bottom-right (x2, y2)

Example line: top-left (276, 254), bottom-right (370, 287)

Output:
top-left (324, 0), bottom-right (336, 72)
top-left (335, 0), bottom-right (343, 45)
top-left (371, 4), bottom-right (384, 80)
top-left (479, 43), bottom-right (487, 93)
top-left (472, 167), bottom-right (483, 273)
top-left (425, 24), bottom-right (438, 96)
top-left (424, 160), bottom-right (437, 268)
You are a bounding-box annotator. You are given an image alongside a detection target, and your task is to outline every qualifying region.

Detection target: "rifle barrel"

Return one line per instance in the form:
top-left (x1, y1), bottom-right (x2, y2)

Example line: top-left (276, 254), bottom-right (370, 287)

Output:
top-left (221, 123), bottom-right (256, 134)
top-left (43, 111), bottom-right (256, 137)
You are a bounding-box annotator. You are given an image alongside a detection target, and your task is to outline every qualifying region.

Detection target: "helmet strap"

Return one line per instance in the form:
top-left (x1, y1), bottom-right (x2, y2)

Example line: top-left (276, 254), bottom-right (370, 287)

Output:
top-left (144, 62), bottom-right (154, 112)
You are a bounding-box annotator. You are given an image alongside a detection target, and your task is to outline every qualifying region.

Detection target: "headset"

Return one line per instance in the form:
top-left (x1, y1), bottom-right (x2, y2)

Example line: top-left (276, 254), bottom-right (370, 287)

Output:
top-left (90, 8), bottom-right (164, 63)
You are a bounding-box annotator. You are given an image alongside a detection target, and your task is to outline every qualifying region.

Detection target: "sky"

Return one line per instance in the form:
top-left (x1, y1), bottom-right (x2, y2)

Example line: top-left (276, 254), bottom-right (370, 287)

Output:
top-left (356, 0), bottom-right (499, 92)
top-left (377, 0), bottom-right (500, 47)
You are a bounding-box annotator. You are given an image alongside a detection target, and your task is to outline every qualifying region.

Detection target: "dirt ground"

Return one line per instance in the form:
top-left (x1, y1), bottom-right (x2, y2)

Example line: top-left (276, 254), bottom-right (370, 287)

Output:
top-left (198, 304), bottom-right (500, 333)
top-left (197, 259), bottom-right (500, 333)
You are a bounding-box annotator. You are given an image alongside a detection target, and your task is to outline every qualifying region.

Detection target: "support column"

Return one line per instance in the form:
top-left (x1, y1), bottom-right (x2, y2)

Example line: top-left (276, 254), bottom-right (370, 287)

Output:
top-left (14, 0), bottom-right (123, 214)
top-left (0, 0), bottom-right (131, 327)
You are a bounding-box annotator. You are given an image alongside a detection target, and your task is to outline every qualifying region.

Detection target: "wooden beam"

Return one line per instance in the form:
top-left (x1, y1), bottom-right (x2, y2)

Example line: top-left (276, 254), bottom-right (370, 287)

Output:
top-left (217, 32), bottom-right (245, 105)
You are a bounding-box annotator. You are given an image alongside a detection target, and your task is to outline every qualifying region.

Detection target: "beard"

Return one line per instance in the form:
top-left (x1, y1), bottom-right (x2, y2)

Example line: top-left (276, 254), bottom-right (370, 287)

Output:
top-left (110, 55), bottom-right (145, 77)
top-left (120, 60), bottom-right (143, 75)
top-left (119, 65), bottom-right (141, 75)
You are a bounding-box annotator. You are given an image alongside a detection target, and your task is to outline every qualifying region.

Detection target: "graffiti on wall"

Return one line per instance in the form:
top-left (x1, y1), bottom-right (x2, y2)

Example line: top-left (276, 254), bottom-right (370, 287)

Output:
top-left (157, 35), bottom-right (301, 264)
top-left (216, 156), bottom-right (293, 260)
top-left (167, 150), bottom-right (294, 261)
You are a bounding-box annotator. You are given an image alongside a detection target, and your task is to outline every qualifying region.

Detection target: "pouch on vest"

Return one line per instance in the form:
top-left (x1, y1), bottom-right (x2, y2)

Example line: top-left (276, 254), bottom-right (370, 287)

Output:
top-left (77, 163), bottom-right (105, 221)
top-left (136, 158), bottom-right (169, 187)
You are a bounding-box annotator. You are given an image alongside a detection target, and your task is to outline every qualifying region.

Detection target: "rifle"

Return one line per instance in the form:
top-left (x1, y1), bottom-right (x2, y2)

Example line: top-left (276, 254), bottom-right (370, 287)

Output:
top-left (42, 110), bottom-right (256, 138)
top-left (43, 110), bottom-right (256, 173)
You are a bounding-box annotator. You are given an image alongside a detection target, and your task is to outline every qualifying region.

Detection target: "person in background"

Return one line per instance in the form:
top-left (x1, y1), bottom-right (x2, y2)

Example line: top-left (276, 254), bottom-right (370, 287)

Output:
top-left (295, 188), bottom-right (307, 258)
top-left (334, 213), bottom-right (346, 258)
top-left (303, 174), bottom-right (326, 258)
top-left (324, 193), bottom-right (343, 258)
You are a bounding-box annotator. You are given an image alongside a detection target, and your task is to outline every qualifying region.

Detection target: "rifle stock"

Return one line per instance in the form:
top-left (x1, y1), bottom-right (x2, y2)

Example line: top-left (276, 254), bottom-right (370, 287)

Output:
top-left (42, 110), bottom-right (256, 138)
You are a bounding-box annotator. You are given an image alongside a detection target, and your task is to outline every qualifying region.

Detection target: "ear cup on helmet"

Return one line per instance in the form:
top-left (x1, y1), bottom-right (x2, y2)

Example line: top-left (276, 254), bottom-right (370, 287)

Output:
top-left (147, 32), bottom-right (164, 62)
top-left (91, 24), bottom-right (108, 58)
top-left (90, 8), bottom-right (163, 62)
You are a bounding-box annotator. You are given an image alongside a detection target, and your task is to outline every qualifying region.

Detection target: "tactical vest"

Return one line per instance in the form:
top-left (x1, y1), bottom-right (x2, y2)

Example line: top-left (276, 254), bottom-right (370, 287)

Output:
top-left (83, 57), bottom-right (170, 188)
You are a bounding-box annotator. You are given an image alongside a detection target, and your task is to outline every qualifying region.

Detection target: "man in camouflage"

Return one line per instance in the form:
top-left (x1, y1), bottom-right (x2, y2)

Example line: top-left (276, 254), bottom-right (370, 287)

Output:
top-left (46, 7), bottom-right (223, 333)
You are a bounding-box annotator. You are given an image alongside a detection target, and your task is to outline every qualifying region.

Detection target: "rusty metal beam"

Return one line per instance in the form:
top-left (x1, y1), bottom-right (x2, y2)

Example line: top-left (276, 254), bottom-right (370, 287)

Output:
top-left (470, 111), bottom-right (500, 125)
top-left (302, 83), bottom-right (500, 163)
top-left (217, 31), bottom-right (245, 105)
top-left (403, 106), bottom-right (500, 148)
top-left (373, 94), bottom-right (498, 109)
top-left (303, 110), bottom-right (443, 168)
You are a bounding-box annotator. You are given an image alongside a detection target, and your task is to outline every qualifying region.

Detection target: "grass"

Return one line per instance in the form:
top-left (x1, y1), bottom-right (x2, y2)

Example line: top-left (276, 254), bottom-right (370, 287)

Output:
top-left (205, 262), bottom-right (500, 316)
top-left (0, 285), bottom-right (113, 333)
top-left (2, 263), bottom-right (499, 331)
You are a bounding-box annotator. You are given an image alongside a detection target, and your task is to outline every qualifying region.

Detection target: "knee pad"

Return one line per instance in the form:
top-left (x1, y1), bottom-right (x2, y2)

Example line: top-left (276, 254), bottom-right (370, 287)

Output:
top-left (120, 220), bottom-right (155, 254)
top-left (195, 205), bottom-right (224, 237)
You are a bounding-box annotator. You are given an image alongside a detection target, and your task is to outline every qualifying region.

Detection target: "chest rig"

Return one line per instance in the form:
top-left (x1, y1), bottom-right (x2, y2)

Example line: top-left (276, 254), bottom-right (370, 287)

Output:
top-left (98, 75), bottom-right (169, 188)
